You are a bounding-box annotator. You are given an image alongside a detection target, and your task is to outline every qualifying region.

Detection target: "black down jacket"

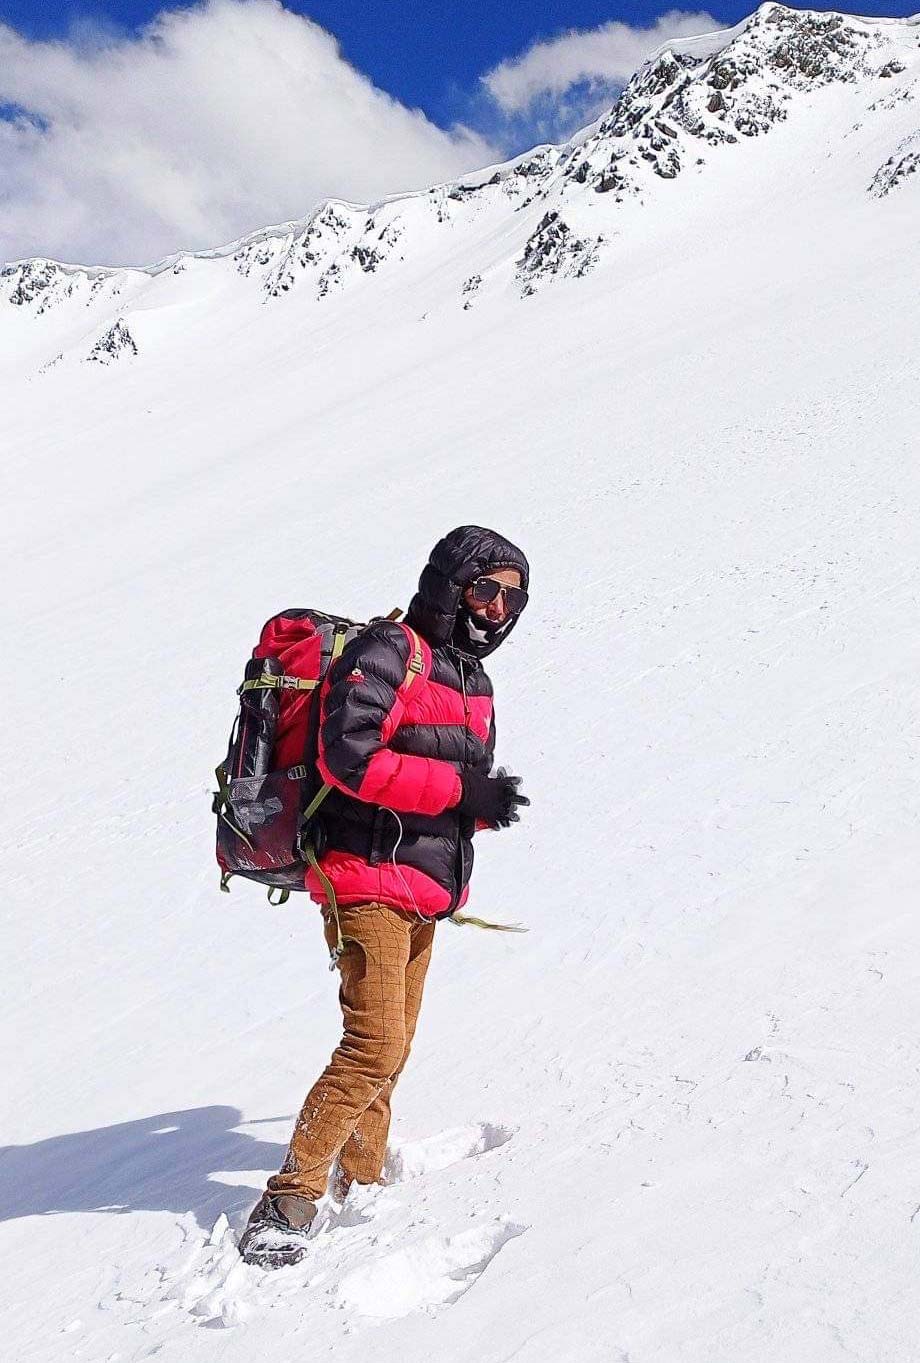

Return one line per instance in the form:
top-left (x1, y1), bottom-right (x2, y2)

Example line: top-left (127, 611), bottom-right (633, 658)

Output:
top-left (306, 525), bottom-right (529, 917)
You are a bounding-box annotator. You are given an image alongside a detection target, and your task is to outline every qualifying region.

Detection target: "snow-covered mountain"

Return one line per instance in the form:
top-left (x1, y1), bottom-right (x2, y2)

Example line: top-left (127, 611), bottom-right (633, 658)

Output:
top-left (3, 2), bottom-right (920, 371)
top-left (3, 6), bottom-right (920, 1361)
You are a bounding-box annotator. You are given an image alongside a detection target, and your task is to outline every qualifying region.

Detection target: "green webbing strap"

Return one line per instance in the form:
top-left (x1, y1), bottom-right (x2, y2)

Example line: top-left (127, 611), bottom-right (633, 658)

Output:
top-left (267, 887), bottom-right (290, 906)
top-left (240, 674), bottom-right (319, 693)
top-left (448, 912), bottom-right (528, 933)
top-left (330, 626), bottom-right (348, 665)
top-left (213, 763), bottom-right (255, 851)
top-left (302, 782), bottom-right (333, 824)
top-left (304, 843), bottom-right (345, 969)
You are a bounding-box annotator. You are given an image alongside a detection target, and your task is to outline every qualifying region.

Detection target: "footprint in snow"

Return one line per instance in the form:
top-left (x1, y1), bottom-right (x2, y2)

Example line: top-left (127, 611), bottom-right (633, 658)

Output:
top-left (336, 1217), bottom-right (526, 1317)
top-left (162, 1123), bottom-right (516, 1326)
top-left (164, 1214), bottom-right (254, 1328)
top-left (383, 1121), bottom-right (513, 1184)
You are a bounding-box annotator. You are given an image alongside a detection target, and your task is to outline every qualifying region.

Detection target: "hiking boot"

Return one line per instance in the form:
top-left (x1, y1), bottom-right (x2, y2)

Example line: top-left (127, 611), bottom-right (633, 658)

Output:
top-left (238, 1192), bottom-right (317, 1269)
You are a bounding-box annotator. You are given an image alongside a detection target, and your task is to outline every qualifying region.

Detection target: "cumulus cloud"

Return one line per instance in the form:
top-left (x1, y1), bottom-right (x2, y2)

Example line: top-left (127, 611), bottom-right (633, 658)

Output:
top-left (0, 0), bottom-right (498, 267)
top-left (480, 10), bottom-right (718, 147)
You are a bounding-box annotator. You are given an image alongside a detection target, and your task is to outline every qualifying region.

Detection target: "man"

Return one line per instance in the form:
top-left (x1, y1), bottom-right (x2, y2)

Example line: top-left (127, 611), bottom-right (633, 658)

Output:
top-left (240, 525), bottom-right (530, 1268)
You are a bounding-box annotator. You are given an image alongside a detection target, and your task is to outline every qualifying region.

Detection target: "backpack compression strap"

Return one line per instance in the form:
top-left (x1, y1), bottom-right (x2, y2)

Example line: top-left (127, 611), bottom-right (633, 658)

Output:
top-left (239, 674), bottom-right (318, 693)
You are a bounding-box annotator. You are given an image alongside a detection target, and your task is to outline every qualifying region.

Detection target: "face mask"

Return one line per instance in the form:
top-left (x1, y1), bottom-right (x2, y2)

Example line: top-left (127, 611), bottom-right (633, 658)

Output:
top-left (454, 605), bottom-right (513, 650)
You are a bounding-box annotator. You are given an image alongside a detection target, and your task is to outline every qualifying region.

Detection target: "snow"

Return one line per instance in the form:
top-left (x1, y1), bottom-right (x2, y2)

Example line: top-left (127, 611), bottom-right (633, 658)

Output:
top-left (2, 5), bottom-right (920, 1359)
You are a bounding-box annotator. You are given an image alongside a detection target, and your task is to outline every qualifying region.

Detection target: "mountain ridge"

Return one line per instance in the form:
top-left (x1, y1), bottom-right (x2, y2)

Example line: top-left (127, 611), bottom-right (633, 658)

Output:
top-left (3, 2), bottom-right (919, 338)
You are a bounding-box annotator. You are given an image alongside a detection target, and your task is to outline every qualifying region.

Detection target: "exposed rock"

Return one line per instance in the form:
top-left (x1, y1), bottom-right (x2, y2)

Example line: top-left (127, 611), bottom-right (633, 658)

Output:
top-left (869, 133), bottom-right (920, 197)
top-left (461, 274), bottom-right (482, 310)
top-left (764, 7), bottom-right (871, 84)
top-left (86, 319), bottom-right (137, 365)
top-left (554, 4), bottom-right (888, 202)
top-left (317, 262), bottom-right (343, 298)
top-left (350, 222), bottom-right (403, 276)
top-left (515, 212), bottom-right (603, 296)
top-left (233, 203), bottom-right (353, 298)
top-left (8, 261), bottom-right (64, 307)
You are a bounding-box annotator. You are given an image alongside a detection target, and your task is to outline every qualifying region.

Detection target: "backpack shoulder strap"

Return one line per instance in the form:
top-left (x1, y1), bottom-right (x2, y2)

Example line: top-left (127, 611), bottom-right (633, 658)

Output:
top-left (398, 622), bottom-right (430, 690)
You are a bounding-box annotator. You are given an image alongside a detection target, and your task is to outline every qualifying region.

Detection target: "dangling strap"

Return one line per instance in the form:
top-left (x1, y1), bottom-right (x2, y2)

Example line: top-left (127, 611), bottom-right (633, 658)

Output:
top-left (449, 912), bottom-right (528, 933)
top-left (304, 843), bottom-right (345, 969)
top-left (267, 887), bottom-right (290, 906)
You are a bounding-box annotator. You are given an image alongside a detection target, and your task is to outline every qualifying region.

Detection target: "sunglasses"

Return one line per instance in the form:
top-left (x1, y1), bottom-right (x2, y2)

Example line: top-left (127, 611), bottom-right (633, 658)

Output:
top-left (468, 576), bottom-right (529, 614)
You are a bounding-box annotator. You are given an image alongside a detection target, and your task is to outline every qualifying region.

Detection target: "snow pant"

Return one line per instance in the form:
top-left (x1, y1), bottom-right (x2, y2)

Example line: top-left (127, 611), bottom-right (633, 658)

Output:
top-left (267, 901), bottom-right (436, 1203)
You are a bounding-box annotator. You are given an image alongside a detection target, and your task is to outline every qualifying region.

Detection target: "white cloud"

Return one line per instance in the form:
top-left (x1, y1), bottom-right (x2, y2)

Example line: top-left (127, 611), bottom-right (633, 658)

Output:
top-left (0, 0), bottom-right (498, 268)
top-left (480, 9), bottom-right (718, 144)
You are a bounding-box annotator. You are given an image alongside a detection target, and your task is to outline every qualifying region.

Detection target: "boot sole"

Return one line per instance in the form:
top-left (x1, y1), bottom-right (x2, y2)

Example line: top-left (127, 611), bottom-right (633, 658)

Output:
top-left (240, 1241), bottom-right (310, 1270)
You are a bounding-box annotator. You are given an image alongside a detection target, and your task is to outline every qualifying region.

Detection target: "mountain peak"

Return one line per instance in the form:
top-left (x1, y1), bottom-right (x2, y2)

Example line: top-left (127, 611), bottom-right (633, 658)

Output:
top-left (3, 5), bottom-right (920, 366)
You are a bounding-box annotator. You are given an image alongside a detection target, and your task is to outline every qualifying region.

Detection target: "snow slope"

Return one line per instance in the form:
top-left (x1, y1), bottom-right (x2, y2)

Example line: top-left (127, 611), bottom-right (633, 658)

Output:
top-left (2, 5), bottom-right (920, 1360)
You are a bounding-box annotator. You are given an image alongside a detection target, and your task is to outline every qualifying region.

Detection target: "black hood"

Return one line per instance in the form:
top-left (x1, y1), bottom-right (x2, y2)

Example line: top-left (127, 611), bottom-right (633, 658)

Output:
top-left (405, 525), bottom-right (530, 659)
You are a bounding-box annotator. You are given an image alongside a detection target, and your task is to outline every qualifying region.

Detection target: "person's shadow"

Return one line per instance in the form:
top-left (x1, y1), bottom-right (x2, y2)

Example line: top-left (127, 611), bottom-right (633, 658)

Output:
top-left (0, 1107), bottom-right (288, 1231)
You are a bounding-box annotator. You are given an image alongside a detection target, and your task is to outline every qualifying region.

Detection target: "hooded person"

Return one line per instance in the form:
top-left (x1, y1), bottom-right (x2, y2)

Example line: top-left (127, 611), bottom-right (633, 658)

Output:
top-left (239, 525), bottom-right (530, 1268)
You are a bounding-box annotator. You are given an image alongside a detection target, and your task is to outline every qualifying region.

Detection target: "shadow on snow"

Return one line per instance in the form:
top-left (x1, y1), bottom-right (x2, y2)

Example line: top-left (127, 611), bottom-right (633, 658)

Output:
top-left (0, 1106), bottom-right (287, 1230)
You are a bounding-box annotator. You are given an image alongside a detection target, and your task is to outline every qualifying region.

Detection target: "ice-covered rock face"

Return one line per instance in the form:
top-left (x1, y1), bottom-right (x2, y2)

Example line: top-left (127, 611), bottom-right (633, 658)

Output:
top-left (2, 4), bottom-right (920, 346)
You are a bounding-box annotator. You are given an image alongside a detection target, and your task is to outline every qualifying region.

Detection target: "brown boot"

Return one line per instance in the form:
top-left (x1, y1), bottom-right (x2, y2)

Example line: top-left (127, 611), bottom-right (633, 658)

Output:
top-left (238, 1192), bottom-right (317, 1269)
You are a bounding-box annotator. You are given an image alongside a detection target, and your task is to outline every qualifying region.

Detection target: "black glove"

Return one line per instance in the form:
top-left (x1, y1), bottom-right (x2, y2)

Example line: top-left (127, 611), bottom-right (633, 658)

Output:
top-left (458, 766), bottom-right (529, 828)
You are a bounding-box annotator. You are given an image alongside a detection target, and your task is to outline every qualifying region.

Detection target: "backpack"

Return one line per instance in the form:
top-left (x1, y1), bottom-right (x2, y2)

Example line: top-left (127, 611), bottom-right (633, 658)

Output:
top-left (213, 607), bottom-right (425, 905)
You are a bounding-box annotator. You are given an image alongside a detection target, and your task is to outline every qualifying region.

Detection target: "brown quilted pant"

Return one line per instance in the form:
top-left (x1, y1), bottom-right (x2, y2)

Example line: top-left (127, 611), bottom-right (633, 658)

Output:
top-left (267, 901), bottom-right (436, 1202)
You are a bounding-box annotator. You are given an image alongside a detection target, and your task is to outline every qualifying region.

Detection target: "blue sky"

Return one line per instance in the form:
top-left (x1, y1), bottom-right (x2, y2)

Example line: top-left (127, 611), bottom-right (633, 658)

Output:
top-left (2, 0), bottom-right (918, 266)
top-left (5, 0), bottom-right (917, 128)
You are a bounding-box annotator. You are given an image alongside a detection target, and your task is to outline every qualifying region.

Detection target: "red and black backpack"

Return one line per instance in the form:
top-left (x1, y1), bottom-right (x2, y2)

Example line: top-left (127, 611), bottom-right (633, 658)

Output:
top-left (213, 607), bottom-right (424, 903)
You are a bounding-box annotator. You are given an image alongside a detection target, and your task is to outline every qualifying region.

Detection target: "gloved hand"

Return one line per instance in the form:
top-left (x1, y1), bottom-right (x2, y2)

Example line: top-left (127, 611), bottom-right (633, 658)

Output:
top-left (457, 766), bottom-right (529, 828)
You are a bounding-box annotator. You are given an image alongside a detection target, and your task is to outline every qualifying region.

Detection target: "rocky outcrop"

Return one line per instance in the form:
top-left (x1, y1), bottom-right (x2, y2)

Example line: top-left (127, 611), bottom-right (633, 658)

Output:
top-left (2, 258), bottom-right (125, 316)
top-left (515, 213), bottom-right (603, 297)
top-left (553, 5), bottom-right (890, 208)
top-left (869, 132), bottom-right (920, 197)
top-left (86, 319), bottom-right (138, 364)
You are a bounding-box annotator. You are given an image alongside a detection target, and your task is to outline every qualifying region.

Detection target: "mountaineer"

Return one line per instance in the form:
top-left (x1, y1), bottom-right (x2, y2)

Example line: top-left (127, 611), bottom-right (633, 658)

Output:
top-left (239, 525), bottom-right (530, 1268)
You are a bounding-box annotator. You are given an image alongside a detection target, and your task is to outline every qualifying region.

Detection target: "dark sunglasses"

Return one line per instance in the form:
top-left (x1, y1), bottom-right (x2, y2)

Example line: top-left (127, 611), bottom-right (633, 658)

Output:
top-left (468, 576), bottom-right (529, 614)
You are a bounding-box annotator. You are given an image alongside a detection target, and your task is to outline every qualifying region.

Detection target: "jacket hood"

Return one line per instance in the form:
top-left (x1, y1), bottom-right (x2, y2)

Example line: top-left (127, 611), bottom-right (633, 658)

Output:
top-left (405, 525), bottom-right (530, 659)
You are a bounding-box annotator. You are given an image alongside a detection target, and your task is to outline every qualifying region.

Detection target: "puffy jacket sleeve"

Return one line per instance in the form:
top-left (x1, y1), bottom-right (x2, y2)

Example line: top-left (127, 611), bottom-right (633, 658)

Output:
top-left (316, 621), bottom-right (463, 816)
top-left (474, 709), bottom-right (498, 833)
